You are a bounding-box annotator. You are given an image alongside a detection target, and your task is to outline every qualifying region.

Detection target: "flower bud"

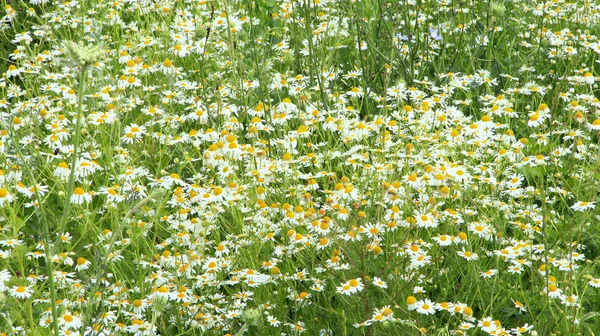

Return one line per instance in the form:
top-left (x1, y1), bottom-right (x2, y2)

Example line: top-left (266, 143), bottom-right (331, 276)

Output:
top-left (64, 41), bottom-right (104, 67)
top-left (242, 308), bottom-right (262, 326)
top-left (152, 296), bottom-right (168, 312)
top-left (490, 2), bottom-right (505, 18)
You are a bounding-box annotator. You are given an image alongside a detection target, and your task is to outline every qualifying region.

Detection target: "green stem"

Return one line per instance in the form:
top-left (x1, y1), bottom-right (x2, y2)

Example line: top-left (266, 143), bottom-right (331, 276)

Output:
top-left (235, 322), bottom-right (249, 336)
top-left (57, 66), bottom-right (87, 236)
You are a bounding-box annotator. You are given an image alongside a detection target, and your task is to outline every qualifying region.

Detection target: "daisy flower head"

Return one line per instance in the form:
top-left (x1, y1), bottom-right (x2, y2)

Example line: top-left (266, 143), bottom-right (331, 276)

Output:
top-left (348, 278), bottom-right (364, 293)
top-left (131, 298), bottom-right (149, 315)
top-left (9, 285), bottom-right (34, 299)
top-left (433, 234), bottom-right (454, 246)
top-left (453, 231), bottom-right (468, 244)
top-left (337, 278), bottom-right (363, 295)
top-left (71, 187), bottom-right (92, 205)
top-left (127, 319), bottom-right (153, 333)
top-left (54, 162), bottom-right (71, 179)
top-left (457, 322), bottom-right (475, 331)
top-left (0, 187), bottom-right (15, 206)
top-left (414, 211), bottom-right (439, 229)
top-left (122, 124), bottom-right (146, 144)
top-left (478, 316), bottom-right (498, 333)
top-left (571, 201), bottom-right (595, 212)
top-left (561, 294), bottom-right (579, 307)
top-left (372, 277), bottom-right (388, 289)
top-left (311, 281), bottom-right (325, 292)
top-left (75, 257), bottom-right (91, 271)
top-left (59, 311), bottom-right (82, 330)
top-left (457, 249), bottom-right (478, 261)
top-left (0, 239), bottom-right (23, 248)
top-left (406, 296), bottom-right (418, 310)
top-left (527, 112), bottom-right (544, 127)
top-left (459, 304), bottom-right (473, 319)
top-left (546, 283), bottom-right (563, 298)
top-left (161, 59), bottom-right (175, 74)
top-left (512, 299), bottom-right (527, 312)
top-left (267, 315), bottom-right (280, 327)
top-left (587, 119), bottom-right (600, 131)
top-left (346, 86), bottom-right (364, 98)
top-left (415, 299), bottom-right (436, 315)
top-left (468, 221), bottom-right (494, 240)
top-left (511, 323), bottom-right (534, 335)
top-left (371, 306), bottom-right (395, 322)
top-left (436, 301), bottom-right (454, 312)
top-left (364, 223), bottom-right (383, 238)
top-left (410, 252), bottom-right (432, 268)
top-left (413, 286), bottom-right (426, 294)
top-left (480, 269), bottom-right (498, 278)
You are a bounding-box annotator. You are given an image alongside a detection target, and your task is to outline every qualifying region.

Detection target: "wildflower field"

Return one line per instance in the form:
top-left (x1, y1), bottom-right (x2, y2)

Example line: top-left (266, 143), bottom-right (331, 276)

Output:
top-left (2, 0), bottom-right (600, 335)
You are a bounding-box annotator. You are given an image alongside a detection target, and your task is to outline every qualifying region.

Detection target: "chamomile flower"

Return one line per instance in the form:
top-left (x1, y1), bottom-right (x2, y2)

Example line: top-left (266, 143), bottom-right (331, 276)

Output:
top-left (122, 124), bottom-right (146, 144)
top-left (371, 277), bottom-right (388, 289)
top-left (587, 119), bottom-right (600, 131)
top-left (71, 187), bottom-right (92, 205)
top-left (346, 87), bottom-right (363, 98)
top-left (513, 299), bottom-right (527, 312)
top-left (414, 211), bottom-right (438, 228)
top-left (480, 269), bottom-right (498, 278)
top-left (337, 278), bottom-right (363, 295)
top-left (348, 278), bottom-right (364, 292)
top-left (589, 278), bottom-right (600, 288)
top-left (6, 65), bottom-right (22, 77)
top-left (9, 285), bottom-right (34, 299)
top-left (59, 311), bottom-right (82, 330)
top-left (0, 187), bottom-right (14, 206)
top-left (457, 249), bottom-right (478, 261)
top-left (545, 283), bottom-right (563, 298)
top-left (510, 324), bottom-right (534, 335)
top-left (406, 296), bottom-right (418, 310)
top-left (478, 316), bottom-right (498, 333)
top-left (571, 201), bottom-right (595, 212)
top-left (415, 299), bottom-right (436, 315)
top-left (433, 235), bottom-right (454, 246)
top-left (561, 294), bottom-right (579, 307)
top-left (457, 322), bottom-right (475, 331)
top-left (161, 59), bottom-right (175, 74)
top-left (267, 315), bottom-right (280, 327)
top-left (75, 257), bottom-right (91, 271)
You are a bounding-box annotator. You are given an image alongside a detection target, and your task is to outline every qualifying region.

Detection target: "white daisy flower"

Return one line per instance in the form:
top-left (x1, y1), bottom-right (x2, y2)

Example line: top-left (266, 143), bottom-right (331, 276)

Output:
top-left (0, 187), bottom-right (14, 206)
top-left (8, 285), bottom-right (34, 299)
top-left (71, 187), bottom-right (92, 205)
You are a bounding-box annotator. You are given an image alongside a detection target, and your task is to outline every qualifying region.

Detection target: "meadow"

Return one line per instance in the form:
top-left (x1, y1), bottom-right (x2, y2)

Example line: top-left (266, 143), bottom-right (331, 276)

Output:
top-left (1, 0), bottom-right (600, 335)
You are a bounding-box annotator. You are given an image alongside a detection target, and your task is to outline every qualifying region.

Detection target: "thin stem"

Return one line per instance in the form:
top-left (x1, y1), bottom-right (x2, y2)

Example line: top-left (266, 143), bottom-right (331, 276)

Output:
top-left (235, 322), bottom-right (249, 336)
top-left (57, 66), bottom-right (87, 237)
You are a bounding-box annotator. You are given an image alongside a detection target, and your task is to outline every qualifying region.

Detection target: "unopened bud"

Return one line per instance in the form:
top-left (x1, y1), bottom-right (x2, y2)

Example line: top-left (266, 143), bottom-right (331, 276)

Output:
top-left (242, 308), bottom-right (262, 326)
top-left (64, 41), bottom-right (104, 67)
top-left (152, 296), bottom-right (168, 312)
top-left (490, 2), bottom-right (505, 17)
